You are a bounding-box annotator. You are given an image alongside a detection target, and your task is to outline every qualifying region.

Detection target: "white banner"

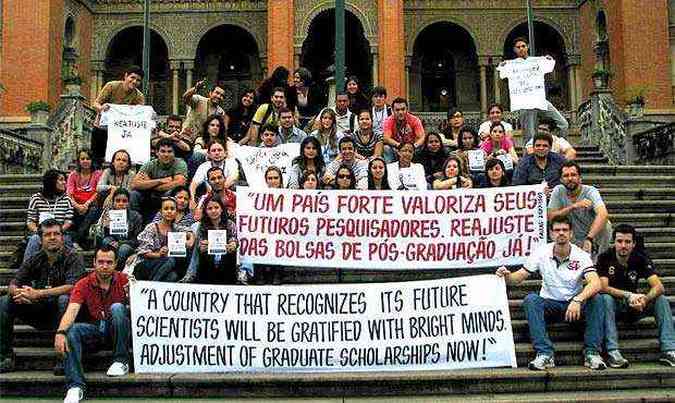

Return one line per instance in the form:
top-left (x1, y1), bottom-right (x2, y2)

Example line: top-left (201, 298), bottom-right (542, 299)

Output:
top-left (130, 275), bottom-right (517, 373)
top-left (102, 104), bottom-right (155, 164)
top-left (230, 143), bottom-right (300, 189)
top-left (236, 185), bottom-right (547, 269)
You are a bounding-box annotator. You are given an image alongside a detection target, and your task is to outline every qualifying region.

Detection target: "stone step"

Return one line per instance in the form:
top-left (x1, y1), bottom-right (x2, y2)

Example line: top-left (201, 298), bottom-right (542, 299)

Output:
top-left (603, 200), bottom-right (675, 214)
top-left (582, 166), bottom-right (675, 176)
top-left (599, 188), bottom-right (675, 202)
top-left (0, 174), bottom-right (42, 186)
top-left (584, 175), bottom-right (675, 187)
top-left (610, 213), bottom-right (675, 228)
top-left (1, 362), bottom-right (673, 398)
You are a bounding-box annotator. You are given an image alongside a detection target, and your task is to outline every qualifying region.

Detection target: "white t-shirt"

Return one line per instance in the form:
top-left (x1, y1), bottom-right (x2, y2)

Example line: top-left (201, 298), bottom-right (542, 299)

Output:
top-left (478, 120), bottom-right (514, 138)
top-left (387, 162), bottom-right (427, 191)
top-left (525, 135), bottom-right (572, 154)
top-left (191, 158), bottom-right (239, 189)
top-left (498, 56), bottom-right (555, 111)
top-left (102, 104), bottom-right (156, 164)
top-left (524, 242), bottom-right (595, 301)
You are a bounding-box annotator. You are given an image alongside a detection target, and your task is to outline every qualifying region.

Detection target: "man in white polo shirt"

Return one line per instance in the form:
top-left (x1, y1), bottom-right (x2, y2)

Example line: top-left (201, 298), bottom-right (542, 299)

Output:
top-left (496, 215), bottom-right (607, 371)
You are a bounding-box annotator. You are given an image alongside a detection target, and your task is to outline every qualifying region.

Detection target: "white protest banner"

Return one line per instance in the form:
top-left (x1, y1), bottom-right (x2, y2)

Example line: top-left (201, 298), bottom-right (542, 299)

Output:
top-left (208, 230), bottom-right (228, 255)
top-left (237, 185), bottom-right (547, 269)
top-left (108, 209), bottom-right (128, 236)
top-left (467, 150), bottom-right (486, 172)
top-left (168, 232), bottom-right (186, 257)
top-left (130, 275), bottom-right (517, 373)
top-left (497, 154), bottom-right (514, 171)
top-left (230, 143), bottom-right (300, 189)
top-left (102, 104), bottom-right (156, 164)
top-left (497, 57), bottom-right (555, 111)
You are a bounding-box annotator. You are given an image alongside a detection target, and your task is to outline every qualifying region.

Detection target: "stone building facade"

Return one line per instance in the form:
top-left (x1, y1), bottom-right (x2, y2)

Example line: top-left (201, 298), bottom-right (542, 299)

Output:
top-left (1, 0), bottom-right (673, 118)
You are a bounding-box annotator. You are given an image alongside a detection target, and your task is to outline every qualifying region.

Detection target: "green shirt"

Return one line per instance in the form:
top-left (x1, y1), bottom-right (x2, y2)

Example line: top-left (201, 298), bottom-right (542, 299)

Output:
top-left (140, 158), bottom-right (187, 179)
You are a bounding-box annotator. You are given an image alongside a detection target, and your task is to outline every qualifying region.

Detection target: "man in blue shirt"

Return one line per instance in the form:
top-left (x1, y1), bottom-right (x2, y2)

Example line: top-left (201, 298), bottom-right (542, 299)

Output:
top-left (512, 131), bottom-right (566, 196)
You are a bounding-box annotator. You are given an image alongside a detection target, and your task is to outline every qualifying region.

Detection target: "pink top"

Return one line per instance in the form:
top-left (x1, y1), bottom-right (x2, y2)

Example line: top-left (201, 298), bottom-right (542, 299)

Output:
top-left (67, 170), bottom-right (102, 204)
top-left (383, 113), bottom-right (425, 145)
top-left (480, 138), bottom-right (514, 155)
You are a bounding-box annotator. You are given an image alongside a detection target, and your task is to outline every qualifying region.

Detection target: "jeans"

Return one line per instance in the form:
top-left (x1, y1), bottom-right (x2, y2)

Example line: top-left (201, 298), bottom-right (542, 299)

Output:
top-left (129, 190), bottom-right (166, 224)
top-left (0, 294), bottom-right (69, 358)
top-left (74, 205), bottom-right (102, 247)
top-left (602, 293), bottom-right (675, 352)
top-left (64, 303), bottom-right (130, 390)
top-left (100, 237), bottom-right (135, 271)
top-left (186, 250), bottom-right (237, 284)
top-left (23, 233), bottom-right (74, 263)
top-left (523, 293), bottom-right (604, 356)
top-left (519, 100), bottom-right (570, 143)
top-left (135, 257), bottom-right (180, 282)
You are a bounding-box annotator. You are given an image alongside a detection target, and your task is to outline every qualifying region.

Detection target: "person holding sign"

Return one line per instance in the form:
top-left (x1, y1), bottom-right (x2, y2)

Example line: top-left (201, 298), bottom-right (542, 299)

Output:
top-left (180, 197), bottom-right (237, 284)
top-left (479, 122), bottom-right (518, 171)
top-left (432, 156), bottom-right (473, 190)
top-left (97, 189), bottom-right (143, 271)
top-left (23, 169), bottom-right (75, 263)
top-left (66, 149), bottom-right (102, 248)
top-left (387, 142), bottom-right (428, 190)
top-left (286, 137), bottom-right (326, 189)
top-left (55, 246), bottom-right (130, 403)
top-left (477, 158), bottom-right (511, 188)
top-left (128, 197), bottom-right (194, 282)
top-left (451, 126), bottom-right (481, 177)
top-left (512, 132), bottom-right (566, 194)
top-left (496, 215), bottom-right (607, 371)
top-left (367, 157), bottom-right (391, 190)
top-left (415, 132), bottom-right (450, 188)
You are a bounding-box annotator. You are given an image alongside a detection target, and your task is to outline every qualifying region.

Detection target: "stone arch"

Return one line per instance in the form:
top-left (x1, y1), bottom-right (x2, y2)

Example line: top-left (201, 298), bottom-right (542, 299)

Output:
top-left (192, 20), bottom-right (266, 62)
top-left (95, 22), bottom-right (176, 61)
top-left (64, 15), bottom-right (76, 48)
top-left (498, 17), bottom-right (573, 57)
top-left (596, 10), bottom-right (608, 42)
top-left (407, 17), bottom-right (482, 57)
top-left (298, 1), bottom-right (377, 46)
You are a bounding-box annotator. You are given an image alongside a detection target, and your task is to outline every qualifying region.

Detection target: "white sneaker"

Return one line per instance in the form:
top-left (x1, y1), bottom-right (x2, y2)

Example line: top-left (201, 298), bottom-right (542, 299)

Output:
top-left (63, 387), bottom-right (83, 403)
top-left (106, 361), bottom-right (129, 377)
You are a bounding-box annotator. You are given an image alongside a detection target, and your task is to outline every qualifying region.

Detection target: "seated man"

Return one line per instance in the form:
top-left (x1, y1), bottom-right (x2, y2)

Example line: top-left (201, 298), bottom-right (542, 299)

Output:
top-left (130, 138), bottom-right (188, 221)
top-left (259, 124), bottom-right (279, 148)
top-left (151, 114), bottom-right (192, 160)
top-left (56, 245), bottom-right (130, 403)
top-left (0, 219), bottom-right (86, 373)
top-left (382, 97), bottom-right (426, 162)
top-left (189, 140), bottom-right (238, 211)
top-left (525, 120), bottom-right (576, 160)
top-left (512, 131), bottom-right (566, 194)
top-left (277, 107), bottom-right (307, 144)
top-left (598, 224), bottom-right (675, 368)
top-left (496, 215), bottom-right (607, 371)
top-left (323, 136), bottom-right (368, 189)
top-left (194, 166), bottom-right (236, 221)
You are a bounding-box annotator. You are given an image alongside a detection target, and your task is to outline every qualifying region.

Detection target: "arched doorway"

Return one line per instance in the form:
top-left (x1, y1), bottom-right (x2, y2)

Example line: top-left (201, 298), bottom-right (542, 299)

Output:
top-left (301, 9), bottom-right (372, 98)
top-left (410, 22), bottom-right (479, 112)
top-left (195, 25), bottom-right (262, 111)
top-left (104, 27), bottom-right (170, 114)
top-left (503, 22), bottom-right (569, 111)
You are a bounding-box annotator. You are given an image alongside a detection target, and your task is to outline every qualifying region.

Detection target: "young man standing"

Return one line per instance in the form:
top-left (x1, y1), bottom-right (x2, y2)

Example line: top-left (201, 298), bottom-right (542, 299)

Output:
top-left (597, 224), bottom-right (675, 368)
top-left (382, 97), bottom-right (426, 162)
top-left (56, 246), bottom-right (130, 403)
top-left (91, 65), bottom-right (145, 165)
top-left (496, 215), bottom-right (607, 371)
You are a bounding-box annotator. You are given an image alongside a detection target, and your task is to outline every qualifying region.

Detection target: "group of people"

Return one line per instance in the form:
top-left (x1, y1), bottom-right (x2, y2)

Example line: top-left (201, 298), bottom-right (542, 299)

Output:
top-left (0, 36), bottom-right (672, 403)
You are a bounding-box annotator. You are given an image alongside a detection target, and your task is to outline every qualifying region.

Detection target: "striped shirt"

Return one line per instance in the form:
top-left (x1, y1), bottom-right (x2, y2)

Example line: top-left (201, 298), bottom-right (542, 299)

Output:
top-left (26, 193), bottom-right (74, 225)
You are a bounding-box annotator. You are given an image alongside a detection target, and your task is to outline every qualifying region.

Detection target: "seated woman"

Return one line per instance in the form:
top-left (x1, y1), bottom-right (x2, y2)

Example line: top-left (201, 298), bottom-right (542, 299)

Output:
top-left (287, 137), bottom-right (326, 189)
top-left (265, 166), bottom-right (284, 188)
top-left (152, 186), bottom-right (195, 227)
top-left (189, 114), bottom-right (227, 176)
top-left (180, 197), bottom-right (237, 284)
top-left (432, 156), bottom-right (473, 190)
top-left (300, 170), bottom-right (320, 190)
top-left (367, 157), bottom-right (391, 190)
top-left (476, 158), bottom-right (511, 188)
top-left (452, 126), bottom-right (481, 178)
top-left (415, 132), bottom-right (450, 188)
top-left (224, 88), bottom-right (256, 145)
top-left (345, 75), bottom-right (370, 114)
top-left (128, 196), bottom-right (195, 282)
top-left (293, 68), bottom-right (324, 131)
top-left (67, 148), bottom-right (102, 248)
top-left (387, 142), bottom-right (427, 190)
top-left (352, 109), bottom-right (383, 159)
top-left (96, 149), bottom-right (135, 206)
top-left (97, 188), bottom-right (144, 271)
top-left (478, 103), bottom-right (514, 141)
top-left (438, 108), bottom-right (464, 150)
top-left (334, 165), bottom-right (356, 190)
top-left (310, 108), bottom-right (339, 164)
top-left (480, 122), bottom-right (518, 173)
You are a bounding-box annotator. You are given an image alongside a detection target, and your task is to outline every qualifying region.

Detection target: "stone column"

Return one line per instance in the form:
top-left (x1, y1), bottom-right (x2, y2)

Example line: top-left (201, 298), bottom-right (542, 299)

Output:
top-left (566, 55), bottom-right (581, 111)
top-left (267, 0), bottom-right (294, 71)
top-left (371, 46), bottom-right (379, 86)
top-left (405, 56), bottom-right (412, 100)
top-left (479, 56), bottom-right (489, 117)
top-left (184, 60), bottom-right (194, 91)
top-left (294, 46), bottom-right (302, 70)
top-left (170, 60), bottom-right (181, 115)
top-left (492, 56), bottom-right (502, 105)
top-left (91, 61), bottom-right (105, 100)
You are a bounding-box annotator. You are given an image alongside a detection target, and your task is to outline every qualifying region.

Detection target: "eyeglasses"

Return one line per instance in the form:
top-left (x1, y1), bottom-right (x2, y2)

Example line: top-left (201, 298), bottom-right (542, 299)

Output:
top-left (337, 174), bottom-right (351, 179)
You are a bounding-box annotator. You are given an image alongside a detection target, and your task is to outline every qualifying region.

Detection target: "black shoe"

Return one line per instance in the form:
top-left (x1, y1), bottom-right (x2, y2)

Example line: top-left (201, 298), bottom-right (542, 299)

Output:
top-left (53, 361), bottom-right (64, 376)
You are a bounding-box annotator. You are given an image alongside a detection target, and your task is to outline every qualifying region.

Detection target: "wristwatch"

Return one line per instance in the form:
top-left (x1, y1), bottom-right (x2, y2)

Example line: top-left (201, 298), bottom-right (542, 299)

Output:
top-left (572, 297), bottom-right (584, 304)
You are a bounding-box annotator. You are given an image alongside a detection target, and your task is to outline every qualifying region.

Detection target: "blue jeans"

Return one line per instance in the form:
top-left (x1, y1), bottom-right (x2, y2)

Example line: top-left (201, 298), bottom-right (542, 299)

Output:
top-left (0, 294), bottom-right (69, 358)
top-left (64, 303), bottom-right (130, 390)
top-left (135, 257), bottom-right (180, 282)
top-left (23, 233), bottom-right (73, 263)
top-left (100, 237), bottom-right (134, 271)
top-left (523, 293), bottom-right (604, 356)
top-left (602, 293), bottom-right (675, 352)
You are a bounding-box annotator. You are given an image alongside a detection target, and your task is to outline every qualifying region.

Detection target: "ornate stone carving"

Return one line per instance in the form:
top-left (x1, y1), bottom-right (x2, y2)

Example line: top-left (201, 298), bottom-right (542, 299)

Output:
top-left (294, 0), bottom-right (378, 48)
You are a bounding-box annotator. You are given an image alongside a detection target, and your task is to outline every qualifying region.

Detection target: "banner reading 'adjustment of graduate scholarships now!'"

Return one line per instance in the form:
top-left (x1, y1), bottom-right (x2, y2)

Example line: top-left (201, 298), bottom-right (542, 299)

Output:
top-left (236, 184), bottom-right (546, 269)
top-left (130, 275), bottom-right (517, 373)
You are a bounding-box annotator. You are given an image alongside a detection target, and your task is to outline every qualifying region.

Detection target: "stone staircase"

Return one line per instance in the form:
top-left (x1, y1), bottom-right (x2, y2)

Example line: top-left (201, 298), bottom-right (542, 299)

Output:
top-left (1, 143), bottom-right (675, 400)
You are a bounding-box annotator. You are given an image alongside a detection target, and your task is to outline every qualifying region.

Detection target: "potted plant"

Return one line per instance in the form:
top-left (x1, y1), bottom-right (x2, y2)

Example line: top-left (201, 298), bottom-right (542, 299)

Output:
top-left (63, 76), bottom-right (82, 95)
top-left (625, 85), bottom-right (647, 118)
top-left (26, 100), bottom-right (50, 124)
top-left (592, 67), bottom-right (611, 89)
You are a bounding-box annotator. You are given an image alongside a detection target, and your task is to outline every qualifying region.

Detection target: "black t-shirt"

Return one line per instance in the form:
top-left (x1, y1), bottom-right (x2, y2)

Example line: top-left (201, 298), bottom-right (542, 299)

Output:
top-left (226, 106), bottom-right (254, 143)
top-left (596, 248), bottom-right (657, 292)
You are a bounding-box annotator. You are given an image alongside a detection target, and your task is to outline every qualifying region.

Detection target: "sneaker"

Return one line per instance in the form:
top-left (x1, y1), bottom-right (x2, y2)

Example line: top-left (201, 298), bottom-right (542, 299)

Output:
top-left (584, 353), bottom-right (607, 370)
top-left (237, 270), bottom-right (249, 285)
top-left (0, 355), bottom-right (15, 373)
top-left (178, 273), bottom-right (196, 283)
top-left (63, 387), bottom-right (83, 403)
top-left (607, 350), bottom-right (630, 368)
top-left (659, 351), bottom-right (675, 367)
top-left (528, 354), bottom-right (555, 370)
top-left (106, 361), bottom-right (129, 377)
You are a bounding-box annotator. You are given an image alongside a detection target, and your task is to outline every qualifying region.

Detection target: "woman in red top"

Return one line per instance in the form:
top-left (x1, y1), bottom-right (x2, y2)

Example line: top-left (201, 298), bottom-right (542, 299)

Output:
top-left (479, 122), bottom-right (519, 168)
top-left (67, 149), bottom-right (102, 247)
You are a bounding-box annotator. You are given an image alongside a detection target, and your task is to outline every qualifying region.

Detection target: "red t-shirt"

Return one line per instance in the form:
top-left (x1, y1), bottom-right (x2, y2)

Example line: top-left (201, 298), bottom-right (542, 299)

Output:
top-left (70, 271), bottom-right (128, 322)
top-left (383, 113), bottom-right (424, 145)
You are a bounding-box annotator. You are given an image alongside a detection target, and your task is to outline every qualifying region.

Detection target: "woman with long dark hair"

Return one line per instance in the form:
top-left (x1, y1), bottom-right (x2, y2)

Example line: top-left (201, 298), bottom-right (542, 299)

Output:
top-left (310, 108), bottom-right (339, 163)
top-left (97, 149), bottom-right (135, 207)
top-left (335, 165), bottom-right (356, 190)
top-left (477, 158), bottom-right (511, 188)
top-left (287, 136), bottom-right (326, 189)
top-left (433, 156), bottom-right (473, 190)
top-left (293, 67), bottom-right (324, 130)
top-left (415, 132), bottom-right (450, 188)
top-left (438, 108), bottom-right (463, 149)
top-left (67, 148), bottom-right (102, 247)
top-left (256, 66), bottom-right (297, 111)
top-left (452, 126), bottom-right (481, 176)
top-left (367, 157), bottom-right (391, 190)
top-left (225, 89), bottom-right (256, 144)
top-left (345, 75), bottom-right (370, 114)
top-left (152, 185), bottom-right (195, 227)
